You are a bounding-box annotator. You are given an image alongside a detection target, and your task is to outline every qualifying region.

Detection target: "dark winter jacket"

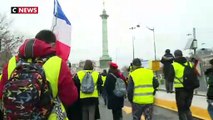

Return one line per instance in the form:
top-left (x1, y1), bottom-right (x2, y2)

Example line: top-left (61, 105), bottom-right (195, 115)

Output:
top-left (168, 57), bottom-right (187, 83)
top-left (161, 53), bottom-right (174, 66)
top-left (105, 71), bottom-right (125, 109)
top-left (161, 53), bottom-right (174, 79)
top-left (66, 74), bottom-right (82, 120)
top-left (205, 68), bottom-right (213, 99)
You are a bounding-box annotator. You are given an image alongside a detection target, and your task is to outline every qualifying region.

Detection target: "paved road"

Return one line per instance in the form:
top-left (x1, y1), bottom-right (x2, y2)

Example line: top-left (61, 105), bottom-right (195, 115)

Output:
top-left (98, 98), bottom-right (200, 120)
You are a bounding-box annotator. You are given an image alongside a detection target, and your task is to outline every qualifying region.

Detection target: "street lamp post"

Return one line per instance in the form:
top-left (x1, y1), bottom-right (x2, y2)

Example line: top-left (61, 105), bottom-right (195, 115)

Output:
top-left (153, 28), bottom-right (157, 60)
top-left (129, 25), bottom-right (140, 60)
top-left (132, 35), bottom-right (135, 59)
top-left (187, 28), bottom-right (198, 55)
top-left (147, 27), bottom-right (156, 60)
top-left (192, 28), bottom-right (197, 55)
top-left (129, 25), bottom-right (157, 61)
top-left (190, 27), bottom-right (198, 95)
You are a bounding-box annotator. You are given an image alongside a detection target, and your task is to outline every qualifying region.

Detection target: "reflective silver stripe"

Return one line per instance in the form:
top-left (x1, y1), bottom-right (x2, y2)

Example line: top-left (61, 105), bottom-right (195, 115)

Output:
top-left (134, 92), bottom-right (153, 96)
top-left (134, 84), bottom-right (153, 89)
top-left (174, 81), bottom-right (182, 84)
top-left (175, 76), bottom-right (183, 79)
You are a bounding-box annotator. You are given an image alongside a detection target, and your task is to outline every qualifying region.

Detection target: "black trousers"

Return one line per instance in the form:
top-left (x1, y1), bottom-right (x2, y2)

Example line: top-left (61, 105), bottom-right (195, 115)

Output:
top-left (112, 108), bottom-right (122, 120)
top-left (175, 88), bottom-right (194, 120)
top-left (0, 110), bottom-right (3, 120)
top-left (163, 66), bottom-right (173, 93)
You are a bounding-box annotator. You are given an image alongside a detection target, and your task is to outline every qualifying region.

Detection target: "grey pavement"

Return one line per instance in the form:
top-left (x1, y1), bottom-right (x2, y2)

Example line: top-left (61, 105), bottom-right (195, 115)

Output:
top-left (156, 87), bottom-right (207, 109)
top-left (98, 98), bottom-right (200, 120)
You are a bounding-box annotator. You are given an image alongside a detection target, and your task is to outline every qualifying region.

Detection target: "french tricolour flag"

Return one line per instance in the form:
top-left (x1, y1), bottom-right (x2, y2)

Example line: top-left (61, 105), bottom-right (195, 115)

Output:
top-left (52, 0), bottom-right (71, 61)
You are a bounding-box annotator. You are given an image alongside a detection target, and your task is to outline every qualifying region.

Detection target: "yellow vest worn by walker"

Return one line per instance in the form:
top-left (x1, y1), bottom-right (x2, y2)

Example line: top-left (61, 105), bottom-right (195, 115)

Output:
top-left (8, 56), bottom-right (68, 120)
top-left (77, 70), bottom-right (99, 99)
top-left (130, 68), bottom-right (154, 104)
top-left (172, 61), bottom-right (193, 88)
top-left (101, 76), bottom-right (106, 87)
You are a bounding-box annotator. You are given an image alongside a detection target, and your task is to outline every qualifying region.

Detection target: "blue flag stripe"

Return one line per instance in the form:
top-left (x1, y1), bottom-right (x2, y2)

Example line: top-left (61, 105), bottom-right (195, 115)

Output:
top-left (54, 0), bottom-right (71, 25)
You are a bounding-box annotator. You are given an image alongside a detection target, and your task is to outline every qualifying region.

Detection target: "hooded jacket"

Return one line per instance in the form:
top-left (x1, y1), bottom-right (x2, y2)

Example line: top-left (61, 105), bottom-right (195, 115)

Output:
top-left (0, 39), bottom-right (78, 106)
top-left (168, 57), bottom-right (187, 83)
top-left (161, 53), bottom-right (174, 66)
top-left (105, 69), bottom-right (125, 109)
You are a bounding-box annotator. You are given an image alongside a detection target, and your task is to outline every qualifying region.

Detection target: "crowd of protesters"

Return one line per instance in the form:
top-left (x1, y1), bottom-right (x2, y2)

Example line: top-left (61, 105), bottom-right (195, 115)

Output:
top-left (0, 30), bottom-right (213, 120)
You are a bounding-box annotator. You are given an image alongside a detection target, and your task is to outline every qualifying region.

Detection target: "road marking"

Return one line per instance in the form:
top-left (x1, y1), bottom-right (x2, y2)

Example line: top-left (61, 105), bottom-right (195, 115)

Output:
top-left (123, 98), bottom-right (211, 120)
top-left (122, 106), bottom-right (145, 120)
top-left (155, 98), bottom-right (211, 120)
top-left (122, 106), bottom-right (132, 114)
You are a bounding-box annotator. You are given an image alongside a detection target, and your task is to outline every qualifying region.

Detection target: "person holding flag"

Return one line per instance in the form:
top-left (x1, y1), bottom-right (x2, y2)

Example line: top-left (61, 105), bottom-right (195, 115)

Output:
top-left (52, 0), bottom-right (72, 61)
top-left (0, 30), bottom-right (78, 119)
top-left (0, 0), bottom-right (78, 119)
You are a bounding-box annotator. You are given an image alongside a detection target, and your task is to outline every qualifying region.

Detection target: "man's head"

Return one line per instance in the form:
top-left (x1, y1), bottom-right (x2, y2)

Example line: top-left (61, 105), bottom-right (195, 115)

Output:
top-left (174, 49), bottom-right (183, 58)
top-left (165, 49), bottom-right (170, 54)
top-left (103, 69), bottom-right (107, 74)
top-left (84, 60), bottom-right (94, 70)
top-left (132, 58), bottom-right (141, 70)
top-left (35, 30), bottom-right (56, 45)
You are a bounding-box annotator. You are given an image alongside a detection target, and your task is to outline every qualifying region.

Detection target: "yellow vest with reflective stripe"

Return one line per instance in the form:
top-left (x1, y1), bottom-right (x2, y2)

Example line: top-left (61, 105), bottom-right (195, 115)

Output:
top-left (130, 68), bottom-right (154, 104)
top-left (77, 70), bottom-right (99, 99)
top-left (172, 61), bottom-right (193, 88)
top-left (101, 76), bottom-right (106, 87)
top-left (8, 56), bottom-right (68, 120)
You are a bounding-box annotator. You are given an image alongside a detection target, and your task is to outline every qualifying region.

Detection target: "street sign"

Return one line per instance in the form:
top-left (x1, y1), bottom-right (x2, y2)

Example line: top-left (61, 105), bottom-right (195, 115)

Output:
top-left (152, 60), bottom-right (160, 71)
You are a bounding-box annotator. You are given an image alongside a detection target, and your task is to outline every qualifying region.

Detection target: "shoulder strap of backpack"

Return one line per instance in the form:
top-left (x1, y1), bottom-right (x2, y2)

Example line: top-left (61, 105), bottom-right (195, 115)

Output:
top-left (175, 61), bottom-right (192, 85)
top-left (178, 61), bottom-right (188, 67)
top-left (110, 73), bottom-right (117, 79)
top-left (82, 70), bottom-right (94, 79)
top-left (83, 70), bottom-right (93, 74)
top-left (175, 76), bottom-right (183, 84)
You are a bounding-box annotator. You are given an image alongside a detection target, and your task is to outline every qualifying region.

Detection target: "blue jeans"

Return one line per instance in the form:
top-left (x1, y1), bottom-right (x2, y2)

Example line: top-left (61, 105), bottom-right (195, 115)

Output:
top-left (207, 99), bottom-right (213, 119)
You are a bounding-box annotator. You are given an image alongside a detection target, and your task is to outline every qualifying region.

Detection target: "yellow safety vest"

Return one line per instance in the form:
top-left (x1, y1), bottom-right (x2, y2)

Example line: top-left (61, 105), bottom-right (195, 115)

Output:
top-left (172, 61), bottom-right (193, 88)
top-left (8, 56), bottom-right (68, 120)
top-left (77, 70), bottom-right (99, 99)
top-left (101, 76), bottom-right (106, 87)
top-left (130, 66), bottom-right (133, 72)
top-left (130, 68), bottom-right (154, 104)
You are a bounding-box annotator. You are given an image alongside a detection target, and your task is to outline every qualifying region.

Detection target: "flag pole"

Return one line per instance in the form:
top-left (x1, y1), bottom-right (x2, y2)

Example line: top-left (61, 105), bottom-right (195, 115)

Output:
top-left (52, 0), bottom-right (58, 32)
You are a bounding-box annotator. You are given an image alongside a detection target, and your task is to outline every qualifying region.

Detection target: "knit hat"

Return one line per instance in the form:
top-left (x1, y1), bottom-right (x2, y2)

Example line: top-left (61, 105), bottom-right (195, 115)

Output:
top-left (174, 49), bottom-right (183, 57)
top-left (132, 58), bottom-right (141, 66)
top-left (110, 62), bottom-right (118, 69)
top-left (165, 49), bottom-right (170, 54)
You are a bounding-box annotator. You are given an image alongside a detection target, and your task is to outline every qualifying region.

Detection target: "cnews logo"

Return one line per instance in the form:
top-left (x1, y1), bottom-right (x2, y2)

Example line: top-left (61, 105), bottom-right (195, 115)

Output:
top-left (11, 7), bottom-right (38, 14)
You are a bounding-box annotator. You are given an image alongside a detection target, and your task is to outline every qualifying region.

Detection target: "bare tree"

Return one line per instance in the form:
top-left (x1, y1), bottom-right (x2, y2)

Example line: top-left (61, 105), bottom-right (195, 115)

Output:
top-left (0, 14), bottom-right (24, 68)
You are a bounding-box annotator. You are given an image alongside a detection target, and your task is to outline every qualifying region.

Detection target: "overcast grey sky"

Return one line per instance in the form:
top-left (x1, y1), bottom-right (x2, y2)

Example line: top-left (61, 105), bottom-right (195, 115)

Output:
top-left (1, 0), bottom-right (213, 67)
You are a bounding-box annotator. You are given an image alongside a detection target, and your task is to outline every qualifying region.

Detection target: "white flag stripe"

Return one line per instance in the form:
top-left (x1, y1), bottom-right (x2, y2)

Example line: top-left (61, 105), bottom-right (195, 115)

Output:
top-left (52, 17), bottom-right (72, 46)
